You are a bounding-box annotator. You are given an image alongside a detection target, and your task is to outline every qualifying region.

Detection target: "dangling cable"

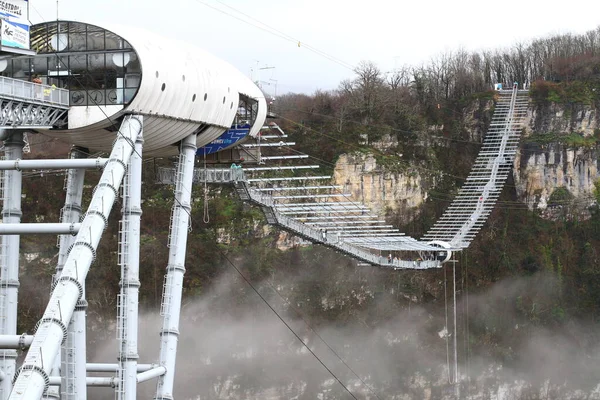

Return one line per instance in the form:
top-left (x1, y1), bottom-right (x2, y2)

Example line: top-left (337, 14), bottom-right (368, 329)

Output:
top-left (465, 252), bottom-right (470, 386)
top-left (453, 256), bottom-right (459, 386)
top-left (203, 148), bottom-right (210, 223)
top-left (444, 265), bottom-right (454, 384)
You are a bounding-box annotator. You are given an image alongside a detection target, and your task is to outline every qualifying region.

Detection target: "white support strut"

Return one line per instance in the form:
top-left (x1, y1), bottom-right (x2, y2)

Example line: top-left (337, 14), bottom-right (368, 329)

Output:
top-left (0, 132), bottom-right (24, 400)
top-left (155, 133), bottom-right (197, 399)
top-left (117, 122), bottom-right (143, 400)
top-left (8, 115), bottom-right (142, 400)
top-left (57, 147), bottom-right (88, 400)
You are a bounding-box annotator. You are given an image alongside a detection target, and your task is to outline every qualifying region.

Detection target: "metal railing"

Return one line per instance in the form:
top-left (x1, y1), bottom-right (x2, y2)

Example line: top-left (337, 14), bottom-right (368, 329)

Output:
top-left (156, 166), bottom-right (442, 269)
top-left (0, 77), bottom-right (69, 108)
top-left (157, 167), bottom-right (245, 184)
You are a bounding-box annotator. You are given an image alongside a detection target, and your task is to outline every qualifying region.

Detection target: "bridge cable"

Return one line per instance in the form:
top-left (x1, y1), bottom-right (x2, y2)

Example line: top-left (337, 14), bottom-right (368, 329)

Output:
top-left (444, 264), bottom-right (452, 384)
top-left (452, 254), bottom-right (459, 387)
top-left (171, 195), bottom-right (381, 400)
top-left (194, 0), bottom-right (354, 71)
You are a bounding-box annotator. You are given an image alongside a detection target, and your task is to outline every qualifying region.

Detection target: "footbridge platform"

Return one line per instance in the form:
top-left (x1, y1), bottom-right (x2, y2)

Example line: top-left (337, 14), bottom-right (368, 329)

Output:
top-left (0, 76), bottom-right (69, 129)
top-left (157, 167), bottom-right (445, 269)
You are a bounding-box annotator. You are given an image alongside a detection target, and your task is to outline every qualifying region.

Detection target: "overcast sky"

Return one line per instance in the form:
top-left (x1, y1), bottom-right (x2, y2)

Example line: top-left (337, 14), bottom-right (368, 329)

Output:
top-left (30, 0), bottom-right (600, 95)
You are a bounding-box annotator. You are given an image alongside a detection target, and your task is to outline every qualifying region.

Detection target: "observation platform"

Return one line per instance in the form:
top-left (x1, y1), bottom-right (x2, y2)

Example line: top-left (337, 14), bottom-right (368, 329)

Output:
top-left (0, 76), bottom-right (69, 129)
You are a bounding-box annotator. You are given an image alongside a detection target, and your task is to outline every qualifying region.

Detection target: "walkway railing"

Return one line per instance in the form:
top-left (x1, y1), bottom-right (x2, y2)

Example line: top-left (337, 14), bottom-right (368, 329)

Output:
top-left (0, 77), bottom-right (69, 108)
top-left (157, 166), bottom-right (443, 269)
top-left (157, 87), bottom-right (529, 268)
top-left (422, 86), bottom-right (529, 248)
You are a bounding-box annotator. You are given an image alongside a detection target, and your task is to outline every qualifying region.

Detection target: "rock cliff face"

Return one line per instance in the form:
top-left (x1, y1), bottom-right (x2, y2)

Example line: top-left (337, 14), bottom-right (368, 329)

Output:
top-left (332, 152), bottom-right (426, 222)
top-left (514, 104), bottom-right (599, 216)
top-left (332, 101), bottom-right (600, 221)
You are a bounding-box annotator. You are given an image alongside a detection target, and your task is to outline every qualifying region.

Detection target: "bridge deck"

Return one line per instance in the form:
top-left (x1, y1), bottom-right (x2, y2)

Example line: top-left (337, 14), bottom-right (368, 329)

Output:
top-left (0, 76), bottom-right (69, 128)
top-left (157, 87), bottom-right (528, 269)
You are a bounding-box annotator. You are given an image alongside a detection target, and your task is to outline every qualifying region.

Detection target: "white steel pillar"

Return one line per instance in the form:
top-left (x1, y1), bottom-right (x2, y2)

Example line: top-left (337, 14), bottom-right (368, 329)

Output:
top-left (116, 125), bottom-right (143, 400)
top-left (8, 115), bottom-right (142, 400)
top-left (49, 147), bottom-right (88, 400)
top-left (155, 134), bottom-right (197, 400)
top-left (0, 132), bottom-right (24, 400)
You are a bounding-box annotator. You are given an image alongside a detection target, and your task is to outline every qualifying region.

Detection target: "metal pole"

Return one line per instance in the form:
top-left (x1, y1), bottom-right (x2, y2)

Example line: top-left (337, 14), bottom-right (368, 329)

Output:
top-left (0, 131), bottom-right (23, 400)
top-left (117, 126), bottom-right (143, 400)
top-left (136, 367), bottom-right (165, 384)
top-left (86, 364), bottom-right (154, 373)
top-left (9, 115), bottom-right (142, 400)
top-left (0, 335), bottom-right (32, 349)
top-left (155, 133), bottom-right (197, 399)
top-left (55, 147), bottom-right (87, 400)
top-left (0, 158), bottom-right (107, 170)
top-left (0, 223), bottom-right (80, 235)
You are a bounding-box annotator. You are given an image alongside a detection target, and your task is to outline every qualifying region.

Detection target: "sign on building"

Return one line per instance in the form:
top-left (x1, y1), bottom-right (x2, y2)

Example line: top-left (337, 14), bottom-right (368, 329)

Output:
top-left (1, 18), bottom-right (29, 49)
top-left (0, 0), bottom-right (30, 51)
top-left (0, 0), bottom-right (28, 19)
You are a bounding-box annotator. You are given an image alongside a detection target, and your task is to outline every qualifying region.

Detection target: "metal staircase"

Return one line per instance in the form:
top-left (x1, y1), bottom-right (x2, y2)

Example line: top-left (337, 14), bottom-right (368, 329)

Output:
top-left (422, 85), bottom-right (529, 248)
top-left (0, 77), bottom-right (69, 129)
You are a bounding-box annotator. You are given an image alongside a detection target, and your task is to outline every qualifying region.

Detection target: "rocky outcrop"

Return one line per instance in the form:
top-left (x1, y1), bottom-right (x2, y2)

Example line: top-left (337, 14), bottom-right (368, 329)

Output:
top-left (514, 143), bottom-right (597, 214)
top-left (332, 152), bottom-right (426, 222)
top-left (513, 103), bottom-right (600, 217)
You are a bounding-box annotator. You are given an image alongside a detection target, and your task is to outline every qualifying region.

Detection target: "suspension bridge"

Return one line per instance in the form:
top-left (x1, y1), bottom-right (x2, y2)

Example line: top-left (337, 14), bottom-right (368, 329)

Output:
top-left (0, 19), bottom-right (528, 400)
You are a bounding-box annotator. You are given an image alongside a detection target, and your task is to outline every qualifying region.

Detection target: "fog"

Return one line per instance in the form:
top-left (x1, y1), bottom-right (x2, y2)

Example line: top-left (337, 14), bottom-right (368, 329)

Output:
top-left (84, 255), bottom-right (600, 400)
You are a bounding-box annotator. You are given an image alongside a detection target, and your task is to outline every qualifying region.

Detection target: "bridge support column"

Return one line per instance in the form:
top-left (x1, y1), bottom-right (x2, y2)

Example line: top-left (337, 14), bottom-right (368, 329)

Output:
top-left (155, 133), bottom-right (197, 400)
top-left (0, 132), bottom-right (24, 400)
top-left (117, 122), bottom-right (144, 400)
top-left (9, 115), bottom-right (142, 400)
top-left (48, 147), bottom-right (88, 400)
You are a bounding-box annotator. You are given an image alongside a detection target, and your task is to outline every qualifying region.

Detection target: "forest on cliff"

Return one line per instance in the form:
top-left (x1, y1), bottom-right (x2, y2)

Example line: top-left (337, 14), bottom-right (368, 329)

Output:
top-left (19, 25), bottom-right (600, 399)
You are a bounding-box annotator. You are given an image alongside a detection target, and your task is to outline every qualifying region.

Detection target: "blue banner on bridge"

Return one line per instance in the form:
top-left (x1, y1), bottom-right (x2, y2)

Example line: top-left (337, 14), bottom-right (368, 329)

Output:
top-left (197, 125), bottom-right (251, 156)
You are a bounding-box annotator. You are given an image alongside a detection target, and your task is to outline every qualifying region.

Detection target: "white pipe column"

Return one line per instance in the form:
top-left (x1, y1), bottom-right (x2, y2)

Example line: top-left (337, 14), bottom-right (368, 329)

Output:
top-left (51, 147), bottom-right (87, 400)
top-left (0, 132), bottom-right (24, 400)
top-left (117, 126), bottom-right (143, 400)
top-left (154, 134), bottom-right (197, 400)
top-left (8, 115), bottom-right (142, 400)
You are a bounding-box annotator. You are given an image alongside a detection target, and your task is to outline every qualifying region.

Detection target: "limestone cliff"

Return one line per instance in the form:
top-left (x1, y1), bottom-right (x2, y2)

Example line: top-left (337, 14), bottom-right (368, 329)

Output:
top-left (332, 152), bottom-right (426, 223)
top-left (514, 103), bottom-right (599, 217)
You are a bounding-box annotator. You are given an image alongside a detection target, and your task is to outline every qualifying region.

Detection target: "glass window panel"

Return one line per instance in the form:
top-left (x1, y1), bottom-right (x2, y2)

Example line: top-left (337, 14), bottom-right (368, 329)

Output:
top-left (70, 89), bottom-right (87, 106)
top-left (11, 57), bottom-right (31, 79)
top-left (48, 56), bottom-right (69, 77)
top-left (125, 53), bottom-right (141, 73)
top-left (30, 24), bottom-right (50, 53)
top-left (88, 53), bottom-right (105, 70)
top-left (69, 55), bottom-right (87, 74)
top-left (31, 56), bottom-right (48, 78)
top-left (106, 88), bottom-right (120, 104)
top-left (124, 74), bottom-right (141, 88)
top-left (105, 31), bottom-right (122, 50)
top-left (69, 32), bottom-right (87, 51)
top-left (124, 88), bottom-right (136, 103)
top-left (68, 22), bottom-right (87, 34)
top-left (87, 31), bottom-right (105, 51)
top-left (86, 24), bottom-right (103, 32)
top-left (88, 89), bottom-right (105, 105)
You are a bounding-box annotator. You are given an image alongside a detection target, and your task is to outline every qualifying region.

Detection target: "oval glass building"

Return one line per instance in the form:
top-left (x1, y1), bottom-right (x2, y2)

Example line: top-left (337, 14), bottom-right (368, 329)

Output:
top-left (2, 20), bottom-right (267, 156)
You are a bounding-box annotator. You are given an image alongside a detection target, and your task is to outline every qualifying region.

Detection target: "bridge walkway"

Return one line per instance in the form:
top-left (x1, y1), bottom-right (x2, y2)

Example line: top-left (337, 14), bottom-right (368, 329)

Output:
top-left (0, 76), bottom-right (70, 129)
